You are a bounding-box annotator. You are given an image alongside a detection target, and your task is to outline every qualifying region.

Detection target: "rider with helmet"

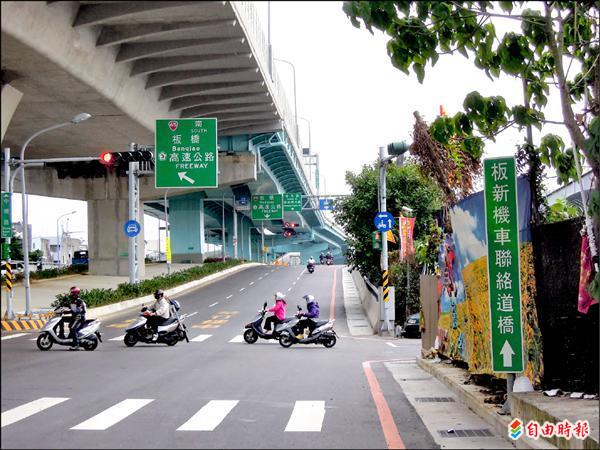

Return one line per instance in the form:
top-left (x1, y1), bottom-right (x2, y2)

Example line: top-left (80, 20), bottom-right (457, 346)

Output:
top-left (68, 286), bottom-right (87, 350)
top-left (307, 256), bottom-right (316, 265)
top-left (264, 292), bottom-right (287, 335)
top-left (147, 289), bottom-right (171, 341)
top-left (296, 294), bottom-right (320, 337)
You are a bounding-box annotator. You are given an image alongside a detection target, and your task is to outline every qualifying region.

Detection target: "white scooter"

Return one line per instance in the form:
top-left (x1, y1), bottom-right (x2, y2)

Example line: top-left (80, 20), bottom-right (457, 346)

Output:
top-left (124, 300), bottom-right (189, 347)
top-left (37, 306), bottom-right (102, 351)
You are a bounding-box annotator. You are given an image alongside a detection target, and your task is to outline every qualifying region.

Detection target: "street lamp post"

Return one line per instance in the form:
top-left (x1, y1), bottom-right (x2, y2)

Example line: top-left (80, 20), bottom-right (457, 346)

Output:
top-left (273, 58), bottom-right (299, 147)
top-left (19, 112), bottom-right (91, 315)
top-left (56, 211), bottom-right (76, 268)
top-left (298, 116), bottom-right (311, 149)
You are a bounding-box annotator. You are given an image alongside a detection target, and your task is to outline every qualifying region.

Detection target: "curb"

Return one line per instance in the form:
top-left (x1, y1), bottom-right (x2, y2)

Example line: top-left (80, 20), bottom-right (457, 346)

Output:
top-left (87, 262), bottom-right (264, 321)
top-left (416, 357), bottom-right (557, 450)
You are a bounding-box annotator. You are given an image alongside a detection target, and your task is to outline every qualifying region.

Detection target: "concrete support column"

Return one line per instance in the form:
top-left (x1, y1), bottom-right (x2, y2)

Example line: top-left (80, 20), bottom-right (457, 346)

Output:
top-left (199, 197), bottom-right (206, 262)
top-left (170, 192), bottom-right (204, 263)
top-left (1, 84), bottom-right (23, 142)
top-left (88, 183), bottom-right (145, 277)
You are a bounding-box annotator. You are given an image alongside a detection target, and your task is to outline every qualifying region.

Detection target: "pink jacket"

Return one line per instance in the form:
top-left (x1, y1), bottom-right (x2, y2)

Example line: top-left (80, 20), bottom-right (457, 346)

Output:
top-left (268, 299), bottom-right (287, 320)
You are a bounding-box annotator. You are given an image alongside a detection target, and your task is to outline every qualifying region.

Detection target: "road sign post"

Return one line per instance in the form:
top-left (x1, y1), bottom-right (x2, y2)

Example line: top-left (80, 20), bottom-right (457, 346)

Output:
top-left (251, 194), bottom-right (283, 220)
top-left (1, 192), bottom-right (11, 239)
top-left (155, 119), bottom-right (218, 188)
top-left (483, 156), bottom-right (523, 373)
top-left (283, 193), bottom-right (302, 212)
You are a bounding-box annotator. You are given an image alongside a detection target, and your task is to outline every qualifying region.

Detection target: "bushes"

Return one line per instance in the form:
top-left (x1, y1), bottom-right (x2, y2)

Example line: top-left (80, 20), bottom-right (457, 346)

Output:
top-left (1, 264), bottom-right (87, 284)
top-left (52, 259), bottom-right (245, 308)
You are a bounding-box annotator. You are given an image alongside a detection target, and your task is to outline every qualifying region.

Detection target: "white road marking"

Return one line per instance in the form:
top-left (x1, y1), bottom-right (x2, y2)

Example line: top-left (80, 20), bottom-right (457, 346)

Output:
top-left (71, 399), bottom-right (154, 430)
top-left (209, 302), bottom-right (218, 308)
top-left (292, 281), bottom-right (297, 285)
top-left (258, 277), bottom-right (263, 281)
top-left (229, 335), bottom-right (244, 343)
top-left (29, 338), bottom-right (38, 341)
top-left (285, 401), bottom-right (326, 432)
top-left (239, 288), bottom-right (245, 292)
top-left (1, 397), bottom-right (70, 428)
top-left (287, 287), bottom-right (292, 292)
top-left (190, 334), bottom-right (212, 342)
top-left (109, 335), bottom-right (125, 341)
top-left (296, 277), bottom-right (301, 281)
top-left (271, 269), bottom-right (275, 273)
top-left (264, 273), bottom-right (269, 277)
top-left (1, 333), bottom-right (29, 341)
top-left (177, 400), bottom-right (239, 431)
top-left (386, 342), bottom-right (397, 348)
top-left (187, 311), bottom-right (199, 318)
top-left (249, 281), bottom-right (255, 286)
top-left (226, 295), bottom-right (233, 300)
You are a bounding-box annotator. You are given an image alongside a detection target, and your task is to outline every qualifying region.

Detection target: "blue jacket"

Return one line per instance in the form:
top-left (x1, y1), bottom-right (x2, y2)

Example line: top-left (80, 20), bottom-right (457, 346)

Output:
top-left (303, 301), bottom-right (319, 319)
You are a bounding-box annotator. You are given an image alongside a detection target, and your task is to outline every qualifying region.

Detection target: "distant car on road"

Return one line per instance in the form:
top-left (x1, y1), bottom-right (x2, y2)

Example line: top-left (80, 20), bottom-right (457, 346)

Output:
top-left (401, 313), bottom-right (421, 338)
top-left (1, 260), bottom-right (25, 276)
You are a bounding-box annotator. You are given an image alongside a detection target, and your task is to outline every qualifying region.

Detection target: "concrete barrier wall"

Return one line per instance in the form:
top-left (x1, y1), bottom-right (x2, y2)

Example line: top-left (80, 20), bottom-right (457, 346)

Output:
top-left (350, 270), bottom-right (380, 332)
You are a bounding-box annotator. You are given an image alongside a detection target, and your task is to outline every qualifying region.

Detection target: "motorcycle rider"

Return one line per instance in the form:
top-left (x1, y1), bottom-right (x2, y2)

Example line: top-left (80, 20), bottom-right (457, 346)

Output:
top-left (295, 294), bottom-right (320, 338)
top-left (319, 252), bottom-right (325, 264)
top-left (68, 286), bottom-right (87, 350)
top-left (147, 289), bottom-right (171, 341)
top-left (307, 256), bottom-right (316, 266)
top-left (264, 292), bottom-right (287, 336)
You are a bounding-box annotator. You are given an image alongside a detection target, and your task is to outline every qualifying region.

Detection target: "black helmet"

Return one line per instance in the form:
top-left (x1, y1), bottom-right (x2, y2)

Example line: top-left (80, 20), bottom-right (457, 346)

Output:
top-left (154, 289), bottom-right (164, 300)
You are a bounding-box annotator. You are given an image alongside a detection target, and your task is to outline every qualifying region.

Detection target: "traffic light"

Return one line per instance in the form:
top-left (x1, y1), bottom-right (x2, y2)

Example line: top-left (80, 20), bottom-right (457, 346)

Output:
top-left (387, 141), bottom-right (409, 156)
top-left (99, 151), bottom-right (114, 166)
top-left (372, 230), bottom-right (382, 250)
top-left (98, 150), bottom-right (154, 167)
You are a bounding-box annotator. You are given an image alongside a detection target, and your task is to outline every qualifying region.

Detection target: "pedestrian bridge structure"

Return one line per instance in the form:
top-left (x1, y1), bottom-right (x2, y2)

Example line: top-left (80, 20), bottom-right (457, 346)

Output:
top-left (1, 1), bottom-right (346, 276)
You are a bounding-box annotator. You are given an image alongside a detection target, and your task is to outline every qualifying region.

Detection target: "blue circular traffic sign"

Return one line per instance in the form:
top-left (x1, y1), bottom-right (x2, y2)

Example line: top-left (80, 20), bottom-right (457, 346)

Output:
top-left (124, 220), bottom-right (141, 237)
top-left (374, 212), bottom-right (395, 232)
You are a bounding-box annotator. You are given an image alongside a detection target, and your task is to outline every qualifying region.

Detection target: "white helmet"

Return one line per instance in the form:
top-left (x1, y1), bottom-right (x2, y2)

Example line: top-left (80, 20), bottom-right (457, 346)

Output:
top-left (275, 292), bottom-right (286, 301)
top-left (303, 294), bottom-right (315, 304)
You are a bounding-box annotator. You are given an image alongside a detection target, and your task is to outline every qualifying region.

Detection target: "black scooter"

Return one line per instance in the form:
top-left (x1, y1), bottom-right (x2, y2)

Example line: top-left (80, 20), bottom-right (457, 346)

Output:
top-left (243, 302), bottom-right (294, 344)
top-left (307, 262), bottom-right (315, 274)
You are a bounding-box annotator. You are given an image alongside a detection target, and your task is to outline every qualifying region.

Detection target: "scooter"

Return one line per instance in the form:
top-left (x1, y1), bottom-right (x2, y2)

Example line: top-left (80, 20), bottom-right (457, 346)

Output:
top-left (307, 262), bottom-right (315, 274)
top-left (243, 302), bottom-right (297, 344)
top-left (124, 300), bottom-right (189, 347)
top-left (37, 306), bottom-right (102, 351)
top-left (277, 306), bottom-right (337, 348)
top-left (326, 255), bottom-right (333, 266)
top-left (319, 255), bottom-right (325, 265)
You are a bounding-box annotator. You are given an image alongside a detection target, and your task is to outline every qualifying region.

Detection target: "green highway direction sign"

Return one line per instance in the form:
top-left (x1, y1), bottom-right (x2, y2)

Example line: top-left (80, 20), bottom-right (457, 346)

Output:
top-left (1, 192), bottom-right (11, 239)
top-left (483, 156), bottom-right (523, 373)
top-left (155, 118), bottom-right (217, 188)
top-left (283, 193), bottom-right (302, 212)
top-left (251, 194), bottom-right (283, 220)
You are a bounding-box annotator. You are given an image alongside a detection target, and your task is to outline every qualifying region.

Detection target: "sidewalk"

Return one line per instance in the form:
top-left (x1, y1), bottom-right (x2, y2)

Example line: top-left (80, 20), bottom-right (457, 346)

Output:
top-left (2, 263), bottom-right (202, 316)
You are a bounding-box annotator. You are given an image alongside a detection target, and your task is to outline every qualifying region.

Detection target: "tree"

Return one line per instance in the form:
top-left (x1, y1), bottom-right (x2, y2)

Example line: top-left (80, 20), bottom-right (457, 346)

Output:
top-left (334, 162), bottom-right (442, 284)
top-left (344, 0), bottom-right (600, 297)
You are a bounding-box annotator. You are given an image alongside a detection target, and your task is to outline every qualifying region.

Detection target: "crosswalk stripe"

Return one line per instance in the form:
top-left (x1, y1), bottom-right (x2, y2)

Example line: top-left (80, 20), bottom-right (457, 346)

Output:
top-left (229, 335), bottom-right (244, 343)
top-left (109, 335), bottom-right (125, 341)
top-left (70, 399), bottom-right (154, 430)
top-left (177, 400), bottom-right (238, 431)
top-left (1, 333), bottom-right (29, 341)
top-left (285, 401), bottom-right (326, 432)
top-left (1, 397), bottom-right (70, 428)
top-left (190, 334), bottom-right (212, 342)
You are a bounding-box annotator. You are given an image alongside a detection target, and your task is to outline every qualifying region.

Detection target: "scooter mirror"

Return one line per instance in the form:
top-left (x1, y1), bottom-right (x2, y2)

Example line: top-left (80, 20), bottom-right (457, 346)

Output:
top-left (263, 302), bottom-right (267, 309)
top-left (297, 305), bottom-right (302, 311)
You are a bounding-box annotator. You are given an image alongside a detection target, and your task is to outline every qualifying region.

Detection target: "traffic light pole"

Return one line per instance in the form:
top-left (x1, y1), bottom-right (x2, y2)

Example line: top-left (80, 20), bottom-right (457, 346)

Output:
top-left (378, 146), bottom-right (393, 336)
top-left (128, 143), bottom-right (140, 284)
top-left (164, 189), bottom-right (171, 276)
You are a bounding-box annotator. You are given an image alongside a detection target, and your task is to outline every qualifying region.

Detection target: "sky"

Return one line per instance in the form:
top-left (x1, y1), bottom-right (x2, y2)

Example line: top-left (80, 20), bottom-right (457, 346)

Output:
top-left (9, 1), bottom-right (588, 248)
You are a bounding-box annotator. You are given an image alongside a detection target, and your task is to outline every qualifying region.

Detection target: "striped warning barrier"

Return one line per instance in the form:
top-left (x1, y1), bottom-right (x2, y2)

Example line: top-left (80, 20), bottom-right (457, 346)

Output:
top-left (4, 261), bottom-right (12, 292)
top-left (382, 270), bottom-right (390, 302)
top-left (1, 319), bottom-right (47, 332)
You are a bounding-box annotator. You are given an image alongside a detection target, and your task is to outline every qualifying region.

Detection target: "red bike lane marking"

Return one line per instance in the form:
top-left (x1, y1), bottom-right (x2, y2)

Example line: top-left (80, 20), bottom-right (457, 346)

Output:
top-left (362, 360), bottom-right (406, 450)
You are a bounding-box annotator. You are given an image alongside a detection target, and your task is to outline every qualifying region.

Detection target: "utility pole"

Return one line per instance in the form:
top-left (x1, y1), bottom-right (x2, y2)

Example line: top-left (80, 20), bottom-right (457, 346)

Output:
top-left (128, 142), bottom-right (140, 285)
top-left (378, 146), bottom-right (393, 335)
top-left (2, 147), bottom-right (14, 319)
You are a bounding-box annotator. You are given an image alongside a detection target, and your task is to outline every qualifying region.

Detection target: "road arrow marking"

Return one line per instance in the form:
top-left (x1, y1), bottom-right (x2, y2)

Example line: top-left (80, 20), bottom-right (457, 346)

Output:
top-left (177, 172), bottom-right (195, 184)
top-left (500, 340), bottom-right (515, 367)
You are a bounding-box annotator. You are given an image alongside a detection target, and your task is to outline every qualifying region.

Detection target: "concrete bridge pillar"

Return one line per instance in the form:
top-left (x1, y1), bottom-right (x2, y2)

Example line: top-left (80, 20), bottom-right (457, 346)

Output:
top-left (169, 192), bottom-right (205, 263)
top-left (87, 175), bottom-right (145, 277)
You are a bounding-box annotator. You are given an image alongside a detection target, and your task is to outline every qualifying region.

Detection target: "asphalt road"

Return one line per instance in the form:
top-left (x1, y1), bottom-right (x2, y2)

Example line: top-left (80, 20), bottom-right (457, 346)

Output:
top-left (1, 265), bottom-right (436, 449)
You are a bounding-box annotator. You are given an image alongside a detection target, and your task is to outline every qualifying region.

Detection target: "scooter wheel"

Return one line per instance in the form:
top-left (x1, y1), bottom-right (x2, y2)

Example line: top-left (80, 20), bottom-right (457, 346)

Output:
top-left (124, 332), bottom-right (137, 347)
top-left (279, 332), bottom-right (293, 348)
top-left (37, 333), bottom-right (53, 351)
top-left (166, 337), bottom-right (178, 346)
top-left (83, 336), bottom-right (98, 351)
top-left (323, 335), bottom-right (337, 348)
top-left (243, 329), bottom-right (258, 344)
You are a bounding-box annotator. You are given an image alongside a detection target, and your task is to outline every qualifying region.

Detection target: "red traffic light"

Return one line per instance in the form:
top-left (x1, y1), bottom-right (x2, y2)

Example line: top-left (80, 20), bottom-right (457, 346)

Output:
top-left (99, 151), bottom-right (114, 165)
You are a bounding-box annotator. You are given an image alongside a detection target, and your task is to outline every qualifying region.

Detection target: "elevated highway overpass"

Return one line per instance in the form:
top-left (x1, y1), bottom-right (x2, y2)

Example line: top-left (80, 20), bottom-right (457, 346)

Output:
top-left (1, 1), bottom-right (346, 276)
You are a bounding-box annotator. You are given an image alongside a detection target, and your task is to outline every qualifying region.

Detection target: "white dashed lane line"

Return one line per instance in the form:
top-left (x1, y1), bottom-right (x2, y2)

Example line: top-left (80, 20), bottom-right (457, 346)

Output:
top-left (226, 295), bottom-right (233, 300)
top-left (209, 302), bottom-right (218, 308)
top-left (287, 287), bottom-right (292, 292)
top-left (249, 281), bottom-right (254, 286)
top-left (292, 281), bottom-right (296, 285)
top-left (239, 288), bottom-right (245, 292)
top-left (258, 277), bottom-right (263, 281)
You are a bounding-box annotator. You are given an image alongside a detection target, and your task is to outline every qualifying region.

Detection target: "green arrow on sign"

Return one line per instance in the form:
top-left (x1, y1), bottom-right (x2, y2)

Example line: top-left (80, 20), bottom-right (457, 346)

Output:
top-left (155, 118), bottom-right (218, 188)
top-left (251, 194), bottom-right (283, 220)
top-left (483, 156), bottom-right (523, 373)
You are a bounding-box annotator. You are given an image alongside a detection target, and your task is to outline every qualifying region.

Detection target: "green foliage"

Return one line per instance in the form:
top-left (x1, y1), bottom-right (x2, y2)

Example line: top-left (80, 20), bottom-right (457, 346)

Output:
top-left (51, 260), bottom-right (244, 308)
top-left (333, 162), bottom-right (442, 283)
top-left (343, 1), bottom-right (599, 188)
top-left (1, 264), bottom-right (88, 283)
top-left (545, 198), bottom-right (582, 223)
top-left (389, 252), bottom-right (421, 324)
top-left (29, 250), bottom-right (43, 262)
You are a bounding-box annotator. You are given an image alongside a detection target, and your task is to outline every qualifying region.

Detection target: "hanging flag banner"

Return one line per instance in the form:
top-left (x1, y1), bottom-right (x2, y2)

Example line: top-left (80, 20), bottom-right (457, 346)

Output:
top-left (399, 216), bottom-right (416, 260)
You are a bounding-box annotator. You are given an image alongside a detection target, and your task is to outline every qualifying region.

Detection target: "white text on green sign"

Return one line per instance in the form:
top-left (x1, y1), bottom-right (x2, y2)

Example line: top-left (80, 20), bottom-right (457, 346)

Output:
top-left (251, 194), bottom-right (283, 220)
top-left (1, 192), bottom-right (11, 239)
top-left (483, 157), bottom-right (523, 373)
top-left (155, 119), bottom-right (217, 188)
top-left (283, 193), bottom-right (302, 212)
